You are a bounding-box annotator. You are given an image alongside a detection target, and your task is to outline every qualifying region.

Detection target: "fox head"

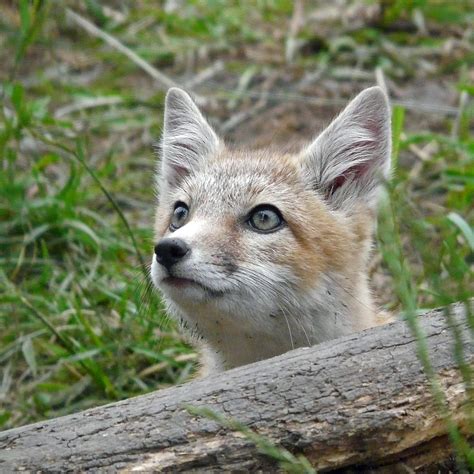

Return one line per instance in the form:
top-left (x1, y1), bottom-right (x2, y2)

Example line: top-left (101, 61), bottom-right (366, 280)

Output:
top-left (151, 87), bottom-right (391, 372)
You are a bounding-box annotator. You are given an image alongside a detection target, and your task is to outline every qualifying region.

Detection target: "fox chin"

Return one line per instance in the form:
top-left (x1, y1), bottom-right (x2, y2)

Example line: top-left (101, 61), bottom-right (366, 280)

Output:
top-left (151, 86), bottom-right (392, 376)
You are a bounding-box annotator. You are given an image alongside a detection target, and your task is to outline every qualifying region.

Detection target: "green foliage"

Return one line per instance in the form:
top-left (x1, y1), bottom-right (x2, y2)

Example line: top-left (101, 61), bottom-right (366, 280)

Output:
top-left (0, 1), bottom-right (472, 471)
top-left (377, 101), bottom-right (474, 469)
top-left (12, 0), bottom-right (49, 79)
top-left (378, 0), bottom-right (473, 25)
top-left (0, 2), bottom-right (196, 429)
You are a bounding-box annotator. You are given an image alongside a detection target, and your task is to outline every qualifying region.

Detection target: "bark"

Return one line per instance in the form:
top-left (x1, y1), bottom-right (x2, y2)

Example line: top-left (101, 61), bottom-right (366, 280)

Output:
top-left (0, 302), bottom-right (472, 473)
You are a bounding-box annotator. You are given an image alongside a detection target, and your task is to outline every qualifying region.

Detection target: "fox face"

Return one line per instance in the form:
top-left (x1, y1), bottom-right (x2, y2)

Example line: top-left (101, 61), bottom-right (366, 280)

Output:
top-left (151, 87), bottom-right (391, 373)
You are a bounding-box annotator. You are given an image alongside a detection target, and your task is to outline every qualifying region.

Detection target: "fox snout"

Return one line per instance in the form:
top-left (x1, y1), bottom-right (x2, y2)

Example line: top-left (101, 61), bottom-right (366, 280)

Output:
top-left (154, 238), bottom-right (190, 271)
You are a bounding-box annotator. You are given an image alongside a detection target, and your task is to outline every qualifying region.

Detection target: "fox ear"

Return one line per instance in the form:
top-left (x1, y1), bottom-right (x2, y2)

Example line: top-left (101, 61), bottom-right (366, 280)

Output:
top-left (300, 87), bottom-right (391, 210)
top-left (159, 88), bottom-right (220, 190)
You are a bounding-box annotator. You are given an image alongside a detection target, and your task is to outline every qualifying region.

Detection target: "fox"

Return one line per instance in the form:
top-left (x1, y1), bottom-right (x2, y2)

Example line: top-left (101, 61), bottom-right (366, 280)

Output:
top-left (151, 86), bottom-right (392, 376)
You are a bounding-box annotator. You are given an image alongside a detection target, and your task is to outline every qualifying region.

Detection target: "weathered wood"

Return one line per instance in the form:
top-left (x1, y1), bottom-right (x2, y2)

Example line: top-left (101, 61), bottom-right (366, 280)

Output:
top-left (0, 303), bottom-right (472, 472)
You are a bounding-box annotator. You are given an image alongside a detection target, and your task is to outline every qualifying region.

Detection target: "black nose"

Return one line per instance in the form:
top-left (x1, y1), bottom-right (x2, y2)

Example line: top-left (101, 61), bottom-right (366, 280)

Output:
top-left (154, 238), bottom-right (190, 270)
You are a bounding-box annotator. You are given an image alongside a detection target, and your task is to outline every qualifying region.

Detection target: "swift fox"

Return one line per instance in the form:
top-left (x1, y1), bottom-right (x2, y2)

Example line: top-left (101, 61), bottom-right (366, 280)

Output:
top-left (151, 86), bottom-right (391, 375)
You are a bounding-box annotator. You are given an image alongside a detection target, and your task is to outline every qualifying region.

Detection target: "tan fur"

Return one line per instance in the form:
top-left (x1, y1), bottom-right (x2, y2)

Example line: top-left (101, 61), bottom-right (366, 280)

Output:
top-left (151, 87), bottom-right (392, 374)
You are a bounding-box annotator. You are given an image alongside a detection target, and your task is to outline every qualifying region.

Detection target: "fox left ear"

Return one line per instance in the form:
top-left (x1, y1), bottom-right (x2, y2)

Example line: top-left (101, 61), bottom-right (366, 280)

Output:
top-left (158, 88), bottom-right (220, 192)
top-left (300, 87), bottom-right (391, 210)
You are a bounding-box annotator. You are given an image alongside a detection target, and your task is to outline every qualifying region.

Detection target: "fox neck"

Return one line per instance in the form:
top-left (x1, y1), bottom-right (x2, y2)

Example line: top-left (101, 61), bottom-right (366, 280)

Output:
top-left (167, 271), bottom-right (377, 372)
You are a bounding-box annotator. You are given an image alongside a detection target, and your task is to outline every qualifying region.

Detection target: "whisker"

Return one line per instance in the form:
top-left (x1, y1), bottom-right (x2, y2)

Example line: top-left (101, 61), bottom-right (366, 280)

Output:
top-left (325, 273), bottom-right (375, 312)
top-left (279, 306), bottom-right (295, 350)
top-left (289, 309), bottom-right (312, 347)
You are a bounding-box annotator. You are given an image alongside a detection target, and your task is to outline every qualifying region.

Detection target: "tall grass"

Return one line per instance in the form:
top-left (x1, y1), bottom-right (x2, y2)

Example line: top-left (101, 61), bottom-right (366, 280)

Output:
top-left (377, 105), bottom-right (474, 468)
top-left (1, 1), bottom-right (196, 429)
top-left (0, 1), bottom-right (473, 470)
top-left (0, 76), bottom-right (196, 426)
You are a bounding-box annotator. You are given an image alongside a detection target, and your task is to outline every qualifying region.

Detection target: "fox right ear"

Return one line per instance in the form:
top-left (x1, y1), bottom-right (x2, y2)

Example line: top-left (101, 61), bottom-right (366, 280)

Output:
top-left (300, 87), bottom-right (391, 211)
top-left (158, 88), bottom-right (220, 191)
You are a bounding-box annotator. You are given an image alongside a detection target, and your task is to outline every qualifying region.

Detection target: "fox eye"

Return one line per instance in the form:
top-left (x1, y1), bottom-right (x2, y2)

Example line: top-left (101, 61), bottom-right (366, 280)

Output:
top-left (248, 205), bottom-right (283, 233)
top-left (170, 202), bottom-right (189, 231)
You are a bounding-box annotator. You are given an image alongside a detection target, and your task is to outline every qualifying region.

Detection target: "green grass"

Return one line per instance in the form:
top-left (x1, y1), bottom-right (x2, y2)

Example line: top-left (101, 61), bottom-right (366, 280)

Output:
top-left (378, 107), bottom-right (474, 468)
top-left (0, 0), bottom-right (473, 470)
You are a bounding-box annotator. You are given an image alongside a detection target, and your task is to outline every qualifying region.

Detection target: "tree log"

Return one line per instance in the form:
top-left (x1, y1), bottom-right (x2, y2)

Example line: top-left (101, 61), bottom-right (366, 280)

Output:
top-left (0, 303), bottom-right (472, 472)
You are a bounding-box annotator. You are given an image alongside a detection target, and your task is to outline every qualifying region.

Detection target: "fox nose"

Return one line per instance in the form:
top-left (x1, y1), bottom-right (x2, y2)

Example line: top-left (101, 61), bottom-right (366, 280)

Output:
top-left (154, 238), bottom-right (190, 270)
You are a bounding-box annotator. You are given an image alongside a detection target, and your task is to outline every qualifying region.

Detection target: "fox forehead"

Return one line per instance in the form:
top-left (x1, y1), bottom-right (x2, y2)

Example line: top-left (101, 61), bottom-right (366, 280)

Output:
top-left (167, 149), bottom-right (308, 213)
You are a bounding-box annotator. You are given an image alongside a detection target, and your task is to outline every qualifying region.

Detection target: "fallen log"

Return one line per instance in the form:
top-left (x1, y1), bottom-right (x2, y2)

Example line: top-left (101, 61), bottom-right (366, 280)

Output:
top-left (0, 303), bottom-right (472, 472)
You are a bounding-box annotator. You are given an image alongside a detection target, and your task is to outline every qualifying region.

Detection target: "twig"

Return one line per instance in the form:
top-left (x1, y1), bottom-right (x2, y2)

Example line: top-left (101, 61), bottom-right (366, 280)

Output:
top-left (219, 101), bottom-right (267, 134)
top-left (412, 8), bottom-right (427, 35)
top-left (452, 90), bottom-right (470, 139)
top-left (285, 0), bottom-right (305, 64)
top-left (54, 96), bottom-right (124, 118)
top-left (184, 60), bottom-right (225, 89)
top-left (227, 65), bottom-right (259, 110)
top-left (296, 66), bottom-right (327, 91)
top-left (219, 73), bottom-right (278, 133)
top-left (125, 16), bottom-right (156, 37)
top-left (138, 353), bottom-right (197, 378)
top-left (394, 98), bottom-right (459, 117)
top-left (375, 66), bottom-right (388, 95)
top-left (65, 9), bottom-right (207, 106)
top-left (66, 9), bottom-right (175, 89)
top-left (331, 67), bottom-right (374, 81)
top-left (203, 81), bottom-right (461, 117)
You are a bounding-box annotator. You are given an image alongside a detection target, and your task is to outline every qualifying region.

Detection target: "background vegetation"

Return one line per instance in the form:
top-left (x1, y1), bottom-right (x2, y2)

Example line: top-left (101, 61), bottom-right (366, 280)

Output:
top-left (0, 0), bottom-right (473, 466)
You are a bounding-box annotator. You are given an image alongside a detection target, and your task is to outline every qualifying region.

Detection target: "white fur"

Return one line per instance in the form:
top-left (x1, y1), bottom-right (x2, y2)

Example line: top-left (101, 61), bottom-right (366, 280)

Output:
top-left (159, 87), bottom-right (220, 192)
top-left (152, 87), bottom-right (392, 374)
